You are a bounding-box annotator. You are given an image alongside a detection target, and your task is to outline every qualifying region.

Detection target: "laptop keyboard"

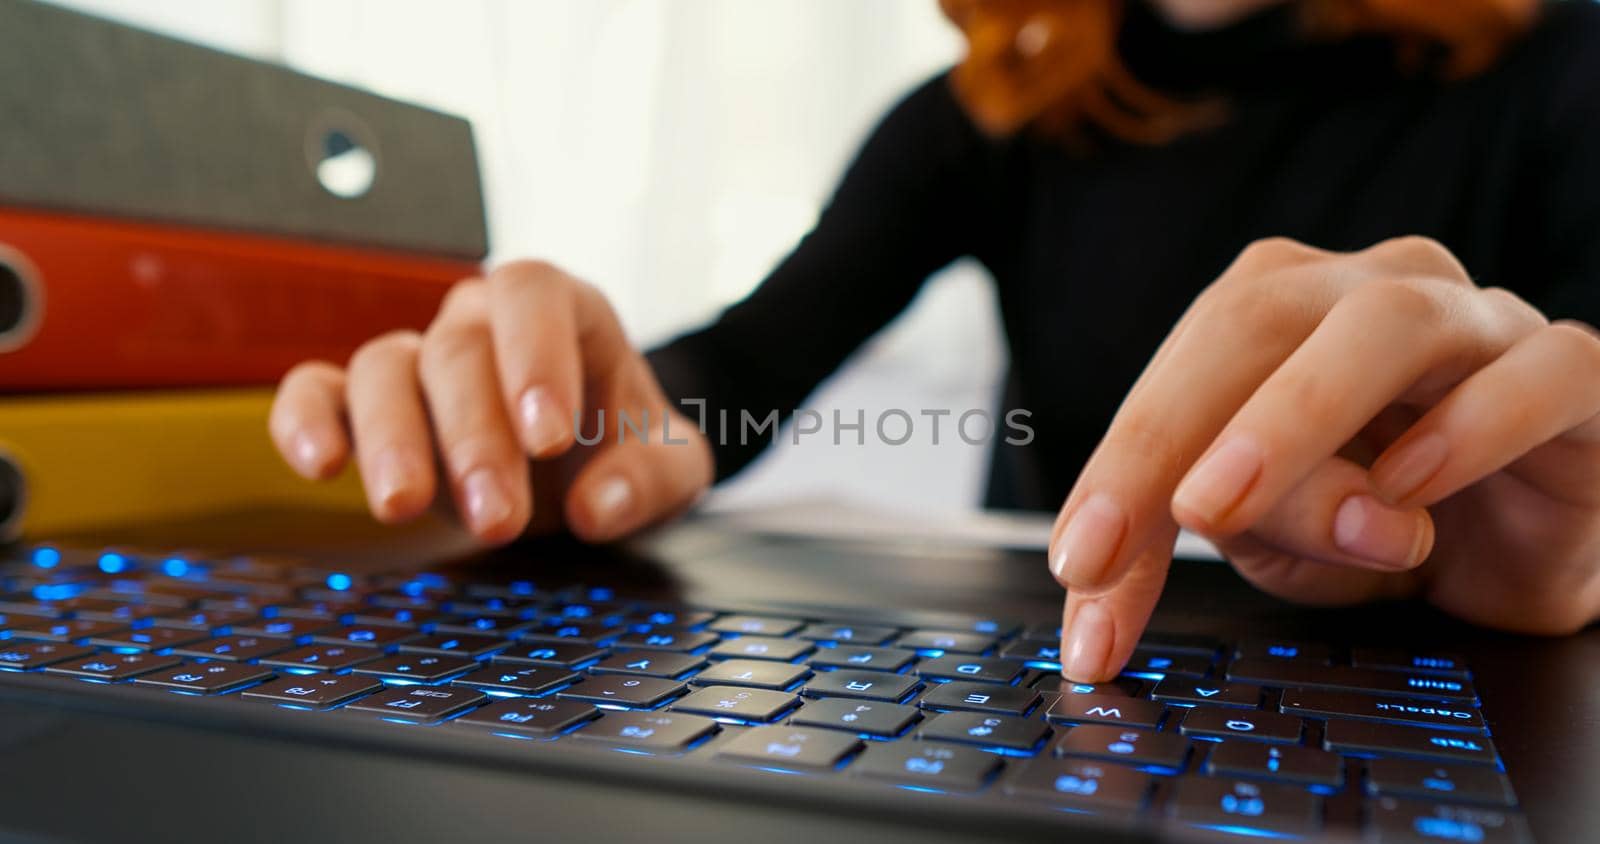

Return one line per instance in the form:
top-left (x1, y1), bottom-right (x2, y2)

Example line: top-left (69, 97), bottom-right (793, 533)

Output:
top-left (0, 544), bottom-right (1531, 843)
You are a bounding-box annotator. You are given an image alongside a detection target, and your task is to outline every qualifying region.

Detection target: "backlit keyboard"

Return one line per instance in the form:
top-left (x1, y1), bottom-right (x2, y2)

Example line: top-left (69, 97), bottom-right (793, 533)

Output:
top-left (0, 544), bottom-right (1532, 843)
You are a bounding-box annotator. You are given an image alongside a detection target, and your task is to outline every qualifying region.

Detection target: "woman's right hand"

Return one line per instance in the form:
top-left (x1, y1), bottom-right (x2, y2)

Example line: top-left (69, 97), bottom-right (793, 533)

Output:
top-left (268, 259), bottom-right (714, 544)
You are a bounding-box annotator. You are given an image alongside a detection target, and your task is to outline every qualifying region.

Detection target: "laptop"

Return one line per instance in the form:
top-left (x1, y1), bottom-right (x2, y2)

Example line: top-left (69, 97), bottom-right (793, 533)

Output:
top-left (0, 506), bottom-right (1589, 844)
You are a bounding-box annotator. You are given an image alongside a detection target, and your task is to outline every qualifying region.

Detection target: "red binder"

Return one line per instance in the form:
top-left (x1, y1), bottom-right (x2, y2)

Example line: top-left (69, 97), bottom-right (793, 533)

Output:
top-left (0, 207), bottom-right (478, 389)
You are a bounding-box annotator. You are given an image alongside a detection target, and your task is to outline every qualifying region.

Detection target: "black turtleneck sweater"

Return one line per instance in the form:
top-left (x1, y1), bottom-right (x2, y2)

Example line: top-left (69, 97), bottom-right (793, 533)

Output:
top-left (647, 1), bottom-right (1600, 511)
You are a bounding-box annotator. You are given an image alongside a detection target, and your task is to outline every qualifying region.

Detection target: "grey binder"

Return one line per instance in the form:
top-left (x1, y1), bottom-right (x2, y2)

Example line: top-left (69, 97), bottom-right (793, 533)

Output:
top-left (0, 0), bottom-right (489, 258)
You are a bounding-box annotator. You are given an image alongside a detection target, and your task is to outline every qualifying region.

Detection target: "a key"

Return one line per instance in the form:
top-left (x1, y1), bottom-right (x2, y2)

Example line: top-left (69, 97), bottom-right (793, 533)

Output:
top-left (851, 742), bottom-right (1002, 792)
top-left (494, 642), bottom-right (608, 669)
top-left (558, 675), bottom-right (687, 708)
top-left (893, 630), bottom-right (995, 655)
top-left (917, 655), bottom-right (1024, 684)
top-left (1367, 796), bottom-right (1531, 844)
top-left (1045, 694), bottom-right (1165, 728)
top-left (1234, 639), bottom-right (1333, 663)
top-left (230, 618), bottom-right (333, 639)
top-left (999, 641), bottom-right (1063, 662)
top-left (1322, 720), bottom-right (1499, 766)
top-left (352, 653), bottom-right (476, 683)
top-left (918, 711), bottom-right (1049, 752)
top-left (708, 636), bottom-right (814, 662)
top-left (452, 665), bottom-right (578, 696)
top-left (1364, 758), bottom-right (1516, 806)
top-left (133, 661), bottom-right (274, 694)
top-left (397, 633), bottom-right (506, 659)
top-left (1228, 659), bottom-right (1478, 703)
top-left (455, 698), bottom-right (598, 736)
top-left (1004, 758), bottom-right (1152, 813)
top-left (173, 635), bottom-right (293, 662)
top-left (1170, 777), bottom-right (1322, 835)
top-left (807, 646), bottom-right (916, 673)
top-left (802, 670), bottom-right (920, 702)
top-left (690, 658), bottom-right (809, 690)
top-left (707, 615), bottom-right (804, 637)
top-left (789, 699), bottom-right (921, 738)
top-left (0, 641), bottom-right (94, 670)
top-left (1180, 707), bottom-right (1303, 744)
top-left (428, 615), bottom-right (532, 637)
top-left (44, 651), bottom-right (182, 682)
top-left (918, 681), bottom-right (1041, 716)
top-left (10, 618), bottom-right (128, 642)
top-left (1151, 677), bottom-right (1261, 708)
top-left (1280, 688), bottom-right (1485, 732)
top-left (795, 623), bottom-right (897, 645)
top-left (520, 619), bottom-right (625, 645)
top-left (1033, 676), bottom-right (1139, 696)
top-left (310, 626), bottom-right (422, 650)
top-left (612, 629), bottom-right (719, 653)
top-left (241, 674), bottom-right (382, 708)
top-left (717, 725), bottom-right (861, 770)
top-left (1124, 649), bottom-right (1211, 679)
top-left (347, 684), bottom-right (485, 722)
top-left (1206, 742), bottom-right (1344, 788)
top-left (1350, 648), bottom-right (1471, 679)
top-left (87, 627), bottom-right (208, 651)
top-left (151, 608), bottom-right (258, 632)
top-left (589, 651), bottom-right (707, 679)
top-left (1053, 725), bottom-right (1189, 771)
top-left (670, 685), bottom-right (801, 723)
top-left (574, 710), bottom-right (719, 752)
top-left (259, 643), bottom-right (382, 673)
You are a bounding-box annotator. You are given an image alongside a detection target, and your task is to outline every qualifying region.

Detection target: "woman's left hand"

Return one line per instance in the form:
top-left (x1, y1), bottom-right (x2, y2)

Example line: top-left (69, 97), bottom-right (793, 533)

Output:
top-left (1049, 235), bottom-right (1600, 682)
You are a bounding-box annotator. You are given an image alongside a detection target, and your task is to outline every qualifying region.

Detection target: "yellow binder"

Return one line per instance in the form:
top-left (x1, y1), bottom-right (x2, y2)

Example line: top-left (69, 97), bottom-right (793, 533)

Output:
top-left (0, 389), bottom-right (366, 541)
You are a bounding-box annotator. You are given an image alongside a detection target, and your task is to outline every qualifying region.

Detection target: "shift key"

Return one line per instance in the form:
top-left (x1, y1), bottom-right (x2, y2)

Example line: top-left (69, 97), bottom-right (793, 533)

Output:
top-left (1227, 658), bottom-right (1477, 702)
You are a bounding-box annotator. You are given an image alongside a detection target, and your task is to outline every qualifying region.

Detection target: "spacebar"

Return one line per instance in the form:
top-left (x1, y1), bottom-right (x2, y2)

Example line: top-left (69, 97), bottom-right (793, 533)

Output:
top-left (1226, 659), bottom-right (1477, 702)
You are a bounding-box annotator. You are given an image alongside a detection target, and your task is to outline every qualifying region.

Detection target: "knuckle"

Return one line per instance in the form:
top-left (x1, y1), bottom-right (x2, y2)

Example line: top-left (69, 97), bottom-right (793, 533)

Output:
top-left (1372, 235), bottom-right (1470, 281)
top-left (1198, 278), bottom-right (1306, 342)
top-left (490, 258), bottom-right (569, 288)
top-left (348, 330), bottom-right (421, 371)
top-left (1547, 321), bottom-right (1600, 370)
top-left (419, 318), bottom-right (489, 372)
top-left (1477, 286), bottom-right (1548, 332)
top-left (438, 278), bottom-right (487, 316)
top-left (1356, 276), bottom-right (1448, 327)
top-left (441, 436), bottom-right (513, 476)
top-left (1234, 236), bottom-right (1316, 270)
top-left (1100, 414), bottom-right (1192, 480)
top-left (280, 359), bottom-right (343, 389)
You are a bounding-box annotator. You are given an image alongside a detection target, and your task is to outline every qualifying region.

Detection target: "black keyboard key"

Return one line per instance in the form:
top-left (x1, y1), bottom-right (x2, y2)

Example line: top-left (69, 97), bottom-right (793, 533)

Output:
top-left (1228, 659), bottom-right (1478, 703)
top-left (790, 699), bottom-right (921, 738)
top-left (428, 615), bottom-right (531, 637)
top-left (1136, 632), bottom-right (1221, 655)
top-left (558, 675), bottom-right (686, 708)
top-left (455, 698), bottom-right (597, 736)
top-left (1351, 648), bottom-right (1471, 679)
top-left (1019, 624), bottom-right (1060, 643)
top-left (351, 606), bottom-right (446, 629)
top-left (494, 642), bottom-right (607, 669)
top-left (671, 686), bottom-right (800, 723)
top-left (918, 681), bottom-right (1040, 716)
top-left (690, 659), bottom-right (809, 690)
top-left (0, 597), bottom-right (67, 618)
top-left (66, 601), bottom-right (174, 625)
top-left (520, 619), bottom-right (625, 644)
top-left (1045, 694), bottom-right (1165, 728)
top-left (998, 641), bottom-right (1063, 662)
top-left (87, 627), bottom-right (208, 651)
top-left (1365, 758), bottom-right (1516, 806)
top-left (1206, 742), bottom-right (1344, 788)
top-left (1180, 707), bottom-right (1303, 744)
top-left (151, 608), bottom-right (257, 632)
top-left (1124, 650), bottom-right (1211, 678)
top-left (133, 661), bottom-right (273, 694)
top-left (1323, 720), bottom-right (1499, 766)
top-left (1170, 777), bottom-right (1322, 835)
top-left (590, 651), bottom-right (707, 679)
top-left (1281, 688), bottom-right (1485, 732)
top-left (1151, 677), bottom-right (1262, 708)
top-left (44, 651), bottom-right (181, 682)
top-left (802, 670), bottom-right (920, 702)
top-left (230, 618), bottom-right (333, 639)
top-left (0, 641), bottom-right (94, 670)
top-left (916, 655), bottom-right (1024, 684)
top-left (452, 665), bottom-right (578, 696)
top-left (707, 615), bottom-right (804, 637)
top-left (397, 633), bottom-right (506, 659)
top-left (260, 644), bottom-right (382, 673)
top-left (241, 674), bottom-right (382, 708)
top-left (10, 618), bottom-right (128, 642)
top-left (893, 630), bottom-right (995, 655)
top-left (851, 742), bottom-right (1001, 792)
top-left (352, 653), bottom-right (476, 683)
top-left (574, 711), bottom-right (718, 752)
top-left (918, 711), bottom-right (1049, 752)
top-left (346, 685), bottom-right (486, 722)
top-left (1368, 796), bottom-right (1531, 843)
top-left (613, 629), bottom-right (719, 653)
top-left (708, 636), bottom-right (813, 662)
top-left (310, 626), bottom-right (421, 650)
top-left (173, 635), bottom-right (293, 662)
top-left (1053, 725), bottom-right (1189, 771)
top-left (1033, 676), bottom-right (1139, 696)
top-left (1004, 758), bottom-right (1152, 812)
top-left (627, 608), bottom-right (716, 630)
top-left (1234, 639), bottom-right (1333, 663)
top-left (717, 725), bottom-right (861, 770)
top-left (807, 646), bottom-right (915, 673)
top-left (273, 599), bottom-right (361, 622)
top-left (795, 623), bottom-right (897, 645)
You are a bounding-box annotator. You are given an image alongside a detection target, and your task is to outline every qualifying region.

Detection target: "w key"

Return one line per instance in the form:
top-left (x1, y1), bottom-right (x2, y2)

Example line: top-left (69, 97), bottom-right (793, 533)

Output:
top-left (1045, 694), bottom-right (1165, 728)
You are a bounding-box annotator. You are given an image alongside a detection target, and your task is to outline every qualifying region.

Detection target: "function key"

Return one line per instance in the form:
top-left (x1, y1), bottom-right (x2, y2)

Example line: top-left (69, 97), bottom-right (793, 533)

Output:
top-left (1003, 758), bottom-right (1152, 813)
top-left (917, 711), bottom-right (1049, 752)
top-left (1228, 659), bottom-right (1478, 703)
top-left (346, 685), bottom-right (485, 722)
top-left (1280, 688), bottom-right (1485, 732)
top-left (0, 641), bottom-right (94, 670)
top-left (1322, 720), bottom-right (1499, 766)
top-left (133, 662), bottom-right (273, 694)
top-left (916, 655), bottom-right (1024, 685)
top-left (558, 675), bottom-right (687, 709)
top-left (452, 665), bottom-right (578, 697)
top-left (918, 681), bottom-right (1040, 717)
top-left (1350, 648), bottom-right (1472, 679)
top-left (1053, 725), bottom-right (1189, 771)
top-left (1123, 650), bottom-right (1211, 679)
top-left (494, 642), bottom-right (608, 669)
top-left (1235, 639), bottom-right (1333, 663)
top-left (309, 626), bottom-right (422, 650)
top-left (893, 630), bottom-right (995, 655)
top-left (1179, 707), bottom-right (1303, 744)
top-left (690, 658), bottom-right (809, 690)
top-left (397, 633), bottom-right (507, 659)
top-left (589, 651), bottom-right (707, 679)
top-left (795, 623), bottom-right (897, 645)
top-left (1045, 694), bottom-right (1165, 729)
top-left (707, 615), bottom-right (804, 637)
top-left (789, 699), bottom-right (920, 738)
top-left (1206, 742), bottom-right (1343, 789)
top-left (44, 651), bottom-right (181, 682)
top-left (802, 670), bottom-right (920, 703)
top-left (1151, 677), bottom-right (1261, 709)
top-left (574, 711), bottom-right (718, 752)
top-left (670, 686), bottom-right (801, 723)
top-left (242, 674), bottom-right (382, 708)
top-left (173, 635), bottom-right (293, 662)
top-left (87, 627), bottom-right (207, 651)
top-left (807, 646), bottom-right (915, 673)
top-left (708, 636), bottom-right (813, 663)
top-left (1364, 758), bottom-right (1516, 807)
top-left (613, 629), bottom-right (719, 653)
top-left (1367, 796), bottom-right (1530, 844)
top-left (454, 698), bottom-right (597, 736)
top-left (851, 742), bottom-right (1001, 792)
top-left (716, 725), bottom-right (861, 770)
top-left (1170, 777), bottom-right (1322, 836)
top-left (352, 653), bottom-right (477, 683)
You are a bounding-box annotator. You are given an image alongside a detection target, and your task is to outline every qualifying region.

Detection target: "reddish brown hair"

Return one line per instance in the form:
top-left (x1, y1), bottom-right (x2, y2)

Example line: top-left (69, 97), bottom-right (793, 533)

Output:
top-left (941, 0), bottom-right (1541, 143)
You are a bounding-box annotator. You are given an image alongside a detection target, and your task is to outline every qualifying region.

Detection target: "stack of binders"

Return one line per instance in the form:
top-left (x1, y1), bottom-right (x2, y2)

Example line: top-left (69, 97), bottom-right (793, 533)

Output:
top-left (0, 1), bottom-right (489, 541)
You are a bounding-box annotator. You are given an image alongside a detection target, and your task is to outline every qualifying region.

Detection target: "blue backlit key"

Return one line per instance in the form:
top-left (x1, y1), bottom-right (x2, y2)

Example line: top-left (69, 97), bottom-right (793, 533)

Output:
top-left (230, 617), bottom-right (333, 639)
top-left (173, 635), bottom-right (293, 662)
top-left (272, 599), bottom-right (361, 622)
top-left (1323, 720), bottom-right (1499, 766)
top-left (519, 619), bottom-right (625, 645)
top-left (150, 608), bottom-right (257, 632)
top-left (612, 629), bottom-right (719, 653)
top-left (1032, 676), bottom-right (1139, 696)
top-left (1280, 688), bottom-right (1486, 732)
top-left (87, 627), bottom-right (208, 651)
top-left (670, 685), bottom-right (801, 723)
top-left (707, 615), bottom-right (804, 637)
top-left (1364, 758), bottom-right (1515, 806)
top-left (9, 618), bottom-right (127, 642)
top-left (789, 699), bottom-right (921, 738)
top-left (428, 615), bottom-right (532, 637)
top-left (917, 711), bottom-right (1049, 752)
top-left (1003, 758), bottom-right (1152, 813)
top-left (1228, 659), bottom-right (1478, 703)
top-left (133, 661), bottom-right (273, 694)
top-left (625, 608), bottom-right (716, 630)
top-left (1180, 706), bottom-right (1303, 744)
top-left (716, 725), bottom-right (861, 770)
top-left (347, 685), bottom-right (485, 722)
top-left (1368, 796), bottom-right (1531, 843)
top-left (351, 607), bottom-right (447, 629)
top-left (851, 742), bottom-right (1002, 792)
top-left (893, 630), bottom-right (996, 655)
top-left (574, 711), bottom-right (718, 752)
top-left (1234, 639), bottom-right (1333, 663)
top-left (709, 636), bottom-right (814, 663)
top-left (558, 675), bottom-right (687, 708)
top-left (44, 651), bottom-right (181, 682)
top-left (352, 653), bottom-right (477, 683)
top-left (1151, 677), bottom-right (1261, 709)
top-left (1171, 777), bottom-right (1322, 836)
top-left (0, 641), bottom-right (94, 670)
top-left (590, 651), bottom-right (707, 679)
top-left (1045, 694), bottom-right (1165, 728)
top-left (1053, 725), bottom-right (1189, 771)
top-left (452, 665), bottom-right (578, 696)
top-left (916, 655), bottom-right (1024, 685)
top-left (795, 623), bottom-right (898, 645)
top-left (260, 643), bottom-right (382, 673)
top-left (1206, 742), bottom-right (1344, 789)
top-left (918, 681), bottom-right (1040, 716)
top-left (64, 600), bottom-right (174, 625)
top-left (455, 698), bottom-right (597, 736)
top-left (802, 670), bottom-right (920, 702)
top-left (241, 674), bottom-right (382, 708)
top-left (1351, 648), bottom-right (1472, 680)
top-left (807, 646), bottom-right (916, 673)
top-left (494, 642), bottom-right (608, 669)
top-left (1124, 649), bottom-right (1211, 679)
top-left (397, 633), bottom-right (506, 659)
top-left (690, 658), bottom-right (809, 690)
top-left (1019, 624), bottom-right (1061, 644)
top-left (310, 626), bottom-right (421, 650)
top-left (998, 641), bottom-right (1063, 662)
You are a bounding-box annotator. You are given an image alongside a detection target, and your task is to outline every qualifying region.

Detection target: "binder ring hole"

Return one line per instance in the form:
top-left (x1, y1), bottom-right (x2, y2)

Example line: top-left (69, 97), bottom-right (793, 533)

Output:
top-left (0, 248), bottom-right (42, 353)
top-left (0, 451), bottom-right (22, 542)
top-left (309, 118), bottom-right (378, 200)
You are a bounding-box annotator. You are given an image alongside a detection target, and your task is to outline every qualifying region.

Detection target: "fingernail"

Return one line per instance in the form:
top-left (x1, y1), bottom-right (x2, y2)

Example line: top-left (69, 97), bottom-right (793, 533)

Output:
top-left (1062, 600), bottom-right (1114, 682)
top-left (1172, 435), bottom-right (1264, 527)
top-left (1051, 493), bottom-right (1126, 586)
top-left (1333, 494), bottom-right (1428, 569)
top-left (370, 448), bottom-right (412, 510)
top-left (463, 467), bottom-right (512, 531)
top-left (292, 431), bottom-right (323, 474)
top-left (1372, 432), bottom-right (1448, 502)
top-left (589, 475), bottom-right (634, 528)
top-left (518, 387), bottom-right (568, 456)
